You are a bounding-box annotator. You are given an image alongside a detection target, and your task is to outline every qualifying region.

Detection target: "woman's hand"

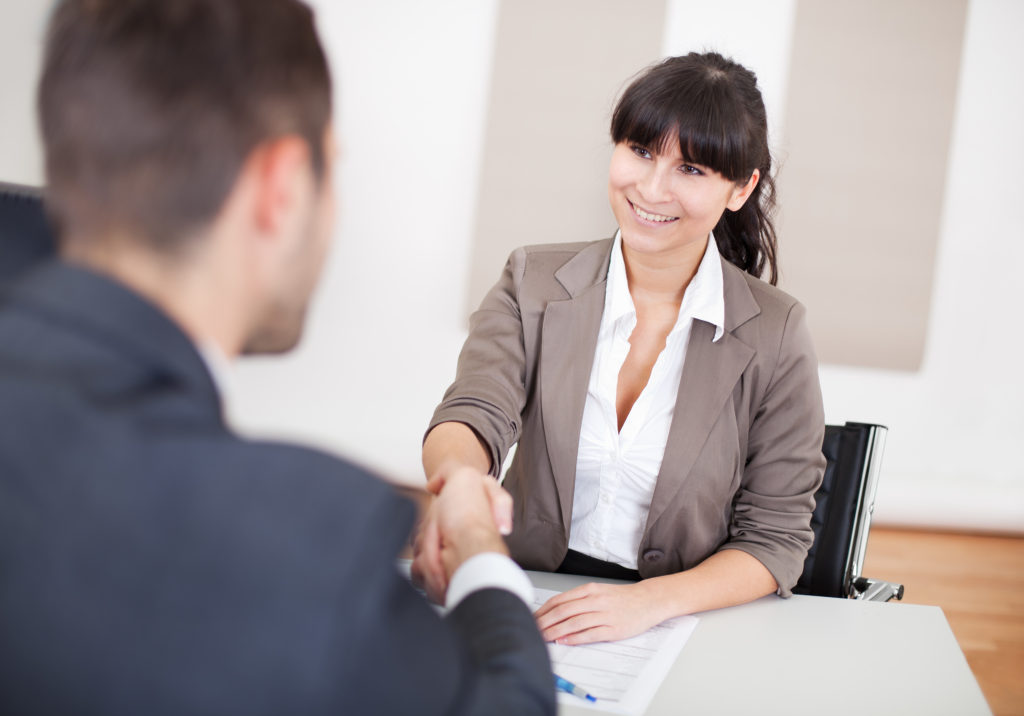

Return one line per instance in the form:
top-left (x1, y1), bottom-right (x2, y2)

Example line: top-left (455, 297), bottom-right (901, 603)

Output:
top-left (535, 551), bottom-right (778, 644)
top-left (410, 497), bottom-right (447, 603)
top-left (410, 468), bottom-right (513, 604)
top-left (424, 470), bottom-right (513, 535)
top-left (533, 580), bottom-right (672, 645)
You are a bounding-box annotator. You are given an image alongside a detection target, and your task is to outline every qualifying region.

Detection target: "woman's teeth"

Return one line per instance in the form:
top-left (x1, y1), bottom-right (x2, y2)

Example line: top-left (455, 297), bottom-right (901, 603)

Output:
top-left (631, 202), bottom-right (676, 223)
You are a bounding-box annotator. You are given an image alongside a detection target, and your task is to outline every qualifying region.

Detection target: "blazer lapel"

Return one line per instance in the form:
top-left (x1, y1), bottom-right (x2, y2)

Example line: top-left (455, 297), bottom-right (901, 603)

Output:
top-left (643, 262), bottom-right (762, 537)
top-left (539, 239), bottom-right (613, 532)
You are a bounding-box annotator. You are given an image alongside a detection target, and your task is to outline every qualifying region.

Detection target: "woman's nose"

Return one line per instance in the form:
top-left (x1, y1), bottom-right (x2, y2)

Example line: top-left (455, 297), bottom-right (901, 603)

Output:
top-left (636, 164), bottom-right (672, 204)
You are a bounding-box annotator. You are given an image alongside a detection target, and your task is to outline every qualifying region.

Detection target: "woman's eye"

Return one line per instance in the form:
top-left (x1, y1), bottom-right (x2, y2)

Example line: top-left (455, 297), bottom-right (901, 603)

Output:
top-left (630, 144), bottom-right (652, 159)
top-left (680, 164), bottom-right (703, 176)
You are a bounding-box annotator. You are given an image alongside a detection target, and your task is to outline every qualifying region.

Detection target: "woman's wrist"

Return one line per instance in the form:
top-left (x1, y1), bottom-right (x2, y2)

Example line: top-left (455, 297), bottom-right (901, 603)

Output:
top-left (636, 573), bottom-right (692, 622)
top-left (422, 421), bottom-right (492, 484)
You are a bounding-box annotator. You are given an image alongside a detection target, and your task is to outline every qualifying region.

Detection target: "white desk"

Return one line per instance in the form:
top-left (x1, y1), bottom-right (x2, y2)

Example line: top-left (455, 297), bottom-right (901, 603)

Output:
top-left (528, 570), bottom-right (991, 716)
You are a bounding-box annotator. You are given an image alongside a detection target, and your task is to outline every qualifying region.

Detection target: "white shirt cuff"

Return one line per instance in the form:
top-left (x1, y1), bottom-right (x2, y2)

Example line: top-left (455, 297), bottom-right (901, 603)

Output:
top-left (445, 552), bottom-right (534, 610)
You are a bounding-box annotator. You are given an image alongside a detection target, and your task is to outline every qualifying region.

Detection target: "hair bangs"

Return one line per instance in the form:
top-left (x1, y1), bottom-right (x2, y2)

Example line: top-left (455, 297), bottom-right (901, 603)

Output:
top-left (611, 66), bottom-right (756, 183)
top-left (609, 52), bottom-right (777, 283)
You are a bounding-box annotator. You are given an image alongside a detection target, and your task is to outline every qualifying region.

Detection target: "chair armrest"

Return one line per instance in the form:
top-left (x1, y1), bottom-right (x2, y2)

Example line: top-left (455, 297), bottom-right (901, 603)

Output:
top-left (852, 577), bottom-right (904, 602)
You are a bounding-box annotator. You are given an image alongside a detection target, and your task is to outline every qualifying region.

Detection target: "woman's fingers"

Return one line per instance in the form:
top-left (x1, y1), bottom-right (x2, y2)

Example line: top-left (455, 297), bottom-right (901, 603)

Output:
top-left (553, 625), bottom-right (617, 646)
top-left (424, 474), bottom-right (445, 495)
top-left (535, 584), bottom-right (604, 636)
top-left (540, 608), bottom-right (608, 643)
top-left (427, 469), bottom-right (513, 535)
top-left (480, 477), bottom-right (513, 535)
top-left (536, 582), bottom-right (664, 644)
top-left (534, 583), bottom-right (595, 619)
top-left (410, 505), bottom-right (447, 603)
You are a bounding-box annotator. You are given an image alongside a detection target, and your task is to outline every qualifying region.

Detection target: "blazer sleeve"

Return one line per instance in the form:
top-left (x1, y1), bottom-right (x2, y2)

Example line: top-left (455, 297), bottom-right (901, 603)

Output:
top-left (718, 301), bottom-right (826, 596)
top-left (339, 489), bottom-right (555, 716)
top-left (427, 249), bottom-right (529, 476)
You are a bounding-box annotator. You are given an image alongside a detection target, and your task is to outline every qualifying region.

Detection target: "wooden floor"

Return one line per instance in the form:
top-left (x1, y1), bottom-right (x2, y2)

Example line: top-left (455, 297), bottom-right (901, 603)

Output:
top-left (863, 528), bottom-right (1024, 716)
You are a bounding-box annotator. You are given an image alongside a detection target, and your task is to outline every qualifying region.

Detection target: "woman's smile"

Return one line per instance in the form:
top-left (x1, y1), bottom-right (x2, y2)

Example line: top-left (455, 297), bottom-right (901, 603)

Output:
top-left (609, 141), bottom-right (749, 256)
top-left (627, 199), bottom-right (678, 224)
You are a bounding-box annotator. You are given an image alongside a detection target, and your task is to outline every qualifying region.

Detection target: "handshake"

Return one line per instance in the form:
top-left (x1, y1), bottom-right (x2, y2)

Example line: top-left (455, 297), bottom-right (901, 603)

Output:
top-left (410, 467), bottom-right (515, 604)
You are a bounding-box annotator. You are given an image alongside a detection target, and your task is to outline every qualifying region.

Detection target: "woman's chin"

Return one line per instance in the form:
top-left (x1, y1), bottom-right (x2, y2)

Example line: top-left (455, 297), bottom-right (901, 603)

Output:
top-left (620, 228), bottom-right (707, 258)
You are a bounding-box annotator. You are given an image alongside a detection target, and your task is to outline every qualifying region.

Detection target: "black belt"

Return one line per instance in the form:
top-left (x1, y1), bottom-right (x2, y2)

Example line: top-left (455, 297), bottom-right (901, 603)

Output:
top-left (556, 549), bottom-right (641, 581)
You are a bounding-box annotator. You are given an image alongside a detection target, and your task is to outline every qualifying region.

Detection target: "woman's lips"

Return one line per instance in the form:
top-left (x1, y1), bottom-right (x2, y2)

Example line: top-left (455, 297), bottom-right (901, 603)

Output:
top-left (629, 200), bottom-right (678, 224)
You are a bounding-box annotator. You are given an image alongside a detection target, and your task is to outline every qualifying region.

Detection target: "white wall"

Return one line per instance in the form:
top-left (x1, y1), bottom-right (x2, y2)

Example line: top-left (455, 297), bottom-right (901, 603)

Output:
top-left (661, 0), bottom-right (797, 154)
top-left (814, 0), bottom-right (1024, 531)
top-left (2, 0), bottom-right (1021, 529)
top-left (662, 0), bottom-right (1024, 531)
top-left (0, 2), bottom-right (47, 186)
top-left (225, 0), bottom-right (502, 482)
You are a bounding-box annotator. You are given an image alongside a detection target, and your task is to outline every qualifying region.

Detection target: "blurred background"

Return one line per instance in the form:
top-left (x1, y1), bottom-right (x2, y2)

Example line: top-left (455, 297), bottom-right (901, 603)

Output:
top-left (2, 0), bottom-right (1021, 534)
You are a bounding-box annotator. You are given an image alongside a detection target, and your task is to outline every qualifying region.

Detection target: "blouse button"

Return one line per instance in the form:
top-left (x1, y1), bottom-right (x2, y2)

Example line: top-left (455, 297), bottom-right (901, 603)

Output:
top-left (642, 549), bottom-right (664, 564)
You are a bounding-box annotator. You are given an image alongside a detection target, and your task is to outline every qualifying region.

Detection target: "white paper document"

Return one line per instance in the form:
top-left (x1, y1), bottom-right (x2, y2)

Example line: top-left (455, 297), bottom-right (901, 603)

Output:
top-left (533, 588), bottom-right (698, 715)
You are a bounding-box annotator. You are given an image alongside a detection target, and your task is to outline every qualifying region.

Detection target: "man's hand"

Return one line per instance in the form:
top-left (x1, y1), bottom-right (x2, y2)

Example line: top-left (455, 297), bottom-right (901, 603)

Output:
top-left (410, 468), bottom-right (513, 604)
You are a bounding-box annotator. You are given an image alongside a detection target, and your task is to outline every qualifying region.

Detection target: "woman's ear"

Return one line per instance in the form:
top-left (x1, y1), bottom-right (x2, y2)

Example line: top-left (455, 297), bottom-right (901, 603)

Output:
top-left (727, 168), bottom-right (760, 212)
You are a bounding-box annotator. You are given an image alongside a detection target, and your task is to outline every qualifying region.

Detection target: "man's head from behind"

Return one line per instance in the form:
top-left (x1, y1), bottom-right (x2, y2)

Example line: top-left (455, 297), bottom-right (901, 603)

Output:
top-left (38, 0), bottom-right (335, 354)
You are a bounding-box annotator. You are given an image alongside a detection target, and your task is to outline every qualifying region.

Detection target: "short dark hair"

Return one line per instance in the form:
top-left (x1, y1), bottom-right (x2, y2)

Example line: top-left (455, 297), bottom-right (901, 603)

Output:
top-left (611, 52), bottom-right (779, 284)
top-left (38, 0), bottom-right (332, 252)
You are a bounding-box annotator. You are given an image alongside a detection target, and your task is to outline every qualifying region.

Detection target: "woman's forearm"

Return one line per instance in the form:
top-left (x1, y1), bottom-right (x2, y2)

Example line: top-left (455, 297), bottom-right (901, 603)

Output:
top-left (642, 549), bottom-right (779, 619)
top-left (535, 549), bottom-right (780, 645)
top-left (422, 421), bottom-right (492, 483)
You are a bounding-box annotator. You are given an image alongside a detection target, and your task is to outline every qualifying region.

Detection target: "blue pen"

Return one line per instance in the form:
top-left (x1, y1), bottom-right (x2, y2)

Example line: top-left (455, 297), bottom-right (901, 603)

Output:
top-left (554, 674), bottom-right (597, 702)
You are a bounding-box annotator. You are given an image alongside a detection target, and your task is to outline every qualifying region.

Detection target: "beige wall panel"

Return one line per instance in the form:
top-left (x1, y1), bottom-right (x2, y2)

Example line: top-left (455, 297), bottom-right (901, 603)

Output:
top-left (777, 0), bottom-right (967, 370)
top-left (467, 0), bottom-right (667, 315)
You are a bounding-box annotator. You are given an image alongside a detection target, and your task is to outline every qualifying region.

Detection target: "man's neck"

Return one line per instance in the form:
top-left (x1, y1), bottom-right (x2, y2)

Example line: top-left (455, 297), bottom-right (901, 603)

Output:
top-left (61, 238), bottom-right (247, 359)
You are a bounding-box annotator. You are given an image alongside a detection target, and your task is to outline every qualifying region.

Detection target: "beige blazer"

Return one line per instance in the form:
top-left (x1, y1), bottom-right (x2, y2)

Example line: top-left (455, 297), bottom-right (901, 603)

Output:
top-left (429, 239), bottom-right (826, 596)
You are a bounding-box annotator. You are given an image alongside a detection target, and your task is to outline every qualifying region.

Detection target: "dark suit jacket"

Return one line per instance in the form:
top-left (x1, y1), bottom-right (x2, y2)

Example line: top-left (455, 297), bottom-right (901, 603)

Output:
top-left (430, 239), bottom-right (826, 595)
top-left (0, 261), bottom-right (554, 716)
top-left (0, 183), bottom-right (55, 284)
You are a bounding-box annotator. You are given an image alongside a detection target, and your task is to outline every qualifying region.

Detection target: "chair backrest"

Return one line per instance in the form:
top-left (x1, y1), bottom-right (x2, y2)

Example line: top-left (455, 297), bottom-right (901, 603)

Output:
top-left (0, 182), bottom-right (55, 284)
top-left (794, 422), bottom-right (888, 598)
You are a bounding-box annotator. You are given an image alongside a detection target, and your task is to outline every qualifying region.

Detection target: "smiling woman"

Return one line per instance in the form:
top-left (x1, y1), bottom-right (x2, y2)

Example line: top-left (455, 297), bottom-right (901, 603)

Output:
top-left (608, 141), bottom-right (758, 264)
top-left (417, 52), bottom-right (825, 645)
top-left (608, 51), bottom-right (777, 284)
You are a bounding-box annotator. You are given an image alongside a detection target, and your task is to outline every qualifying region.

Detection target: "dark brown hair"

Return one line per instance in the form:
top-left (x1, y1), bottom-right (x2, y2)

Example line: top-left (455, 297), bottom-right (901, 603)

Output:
top-left (38, 0), bottom-right (332, 252)
top-left (611, 52), bottom-right (779, 284)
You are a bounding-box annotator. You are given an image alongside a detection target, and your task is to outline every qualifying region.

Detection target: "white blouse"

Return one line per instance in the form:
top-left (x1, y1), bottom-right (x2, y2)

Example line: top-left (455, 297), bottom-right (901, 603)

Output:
top-left (567, 231), bottom-right (725, 569)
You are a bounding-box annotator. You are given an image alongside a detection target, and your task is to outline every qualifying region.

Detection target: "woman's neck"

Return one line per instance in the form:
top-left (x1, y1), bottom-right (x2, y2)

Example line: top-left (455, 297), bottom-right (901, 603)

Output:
top-left (621, 234), bottom-right (708, 307)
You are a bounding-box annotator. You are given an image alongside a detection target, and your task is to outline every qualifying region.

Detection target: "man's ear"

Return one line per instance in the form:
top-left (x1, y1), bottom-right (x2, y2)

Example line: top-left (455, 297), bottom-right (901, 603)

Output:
top-left (727, 168), bottom-right (760, 212)
top-left (247, 135), bottom-right (313, 238)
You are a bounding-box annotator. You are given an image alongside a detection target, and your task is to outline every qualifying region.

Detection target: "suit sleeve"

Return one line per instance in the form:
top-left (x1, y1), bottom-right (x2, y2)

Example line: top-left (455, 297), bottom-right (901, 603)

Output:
top-left (718, 301), bottom-right (826, 596)
top-left (339, 490), bottom-right (555, 716)
top-left (426, 248), bottom-right (529, 477)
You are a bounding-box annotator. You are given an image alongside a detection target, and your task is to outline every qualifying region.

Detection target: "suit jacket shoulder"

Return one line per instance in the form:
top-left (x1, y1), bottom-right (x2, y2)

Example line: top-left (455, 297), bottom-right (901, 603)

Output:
top-left (513, 238), bottom-right (613, 301)
top-left (0, 261), bottom-right (554, 716)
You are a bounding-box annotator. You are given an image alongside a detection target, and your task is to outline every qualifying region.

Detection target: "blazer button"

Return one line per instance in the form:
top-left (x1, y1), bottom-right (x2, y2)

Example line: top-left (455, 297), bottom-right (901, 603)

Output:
top-left (642, 549), bottom-right (664, 564)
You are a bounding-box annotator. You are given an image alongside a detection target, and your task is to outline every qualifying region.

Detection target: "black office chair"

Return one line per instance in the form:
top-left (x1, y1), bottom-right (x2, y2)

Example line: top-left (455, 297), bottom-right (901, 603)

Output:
top-left (795, 422), bottom-right (904, 602)
top-left (0, 182), bottom-right (55, 284)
